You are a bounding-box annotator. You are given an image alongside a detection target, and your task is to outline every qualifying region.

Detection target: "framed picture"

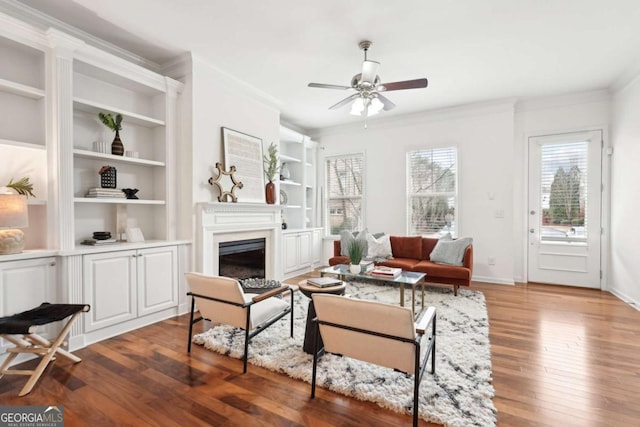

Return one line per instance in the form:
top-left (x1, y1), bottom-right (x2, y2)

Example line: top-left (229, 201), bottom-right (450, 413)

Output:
top-left (222, 127), bottom-right (265, 203)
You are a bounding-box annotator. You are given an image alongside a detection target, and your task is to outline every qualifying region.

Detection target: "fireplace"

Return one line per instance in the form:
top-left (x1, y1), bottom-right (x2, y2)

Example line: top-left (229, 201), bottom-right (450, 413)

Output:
top-left (198, 203), bottom-right (282, 279)
top-left (219, 238), bottom-right (266, 279)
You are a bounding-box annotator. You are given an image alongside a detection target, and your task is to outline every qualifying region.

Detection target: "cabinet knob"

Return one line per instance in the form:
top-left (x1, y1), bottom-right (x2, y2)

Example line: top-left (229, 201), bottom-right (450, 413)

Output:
top-left (49, 262), bottom-right (56, 267)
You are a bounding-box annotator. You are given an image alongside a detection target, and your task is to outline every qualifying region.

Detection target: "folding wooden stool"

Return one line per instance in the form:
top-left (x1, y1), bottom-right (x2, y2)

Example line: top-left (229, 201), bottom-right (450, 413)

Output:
top-left (0, 302), bottom-right (90, 396)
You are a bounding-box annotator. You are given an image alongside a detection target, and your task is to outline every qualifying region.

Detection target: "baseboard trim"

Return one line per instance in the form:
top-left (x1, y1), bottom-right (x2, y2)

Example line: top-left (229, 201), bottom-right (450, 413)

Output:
top-left (608, 288), bottom-right (640, 312)
top-left (472, 275), bottom-right (515, 285)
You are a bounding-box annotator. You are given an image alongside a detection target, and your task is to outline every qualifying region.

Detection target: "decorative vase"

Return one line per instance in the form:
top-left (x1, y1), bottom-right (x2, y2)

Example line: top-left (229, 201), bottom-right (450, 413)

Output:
top-left (349, 263), bottom-right (360, 274)
top-left (111, 130), bottom-right (124, 156)
top-left (280, 162), bottom-right (290, 180)
top-left (265, 181), bottom-right (276, 204)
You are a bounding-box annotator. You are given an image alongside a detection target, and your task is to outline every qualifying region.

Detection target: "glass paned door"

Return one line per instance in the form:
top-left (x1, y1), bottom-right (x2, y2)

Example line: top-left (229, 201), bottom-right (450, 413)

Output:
top-left (528, 131), bottom-right (602, 288)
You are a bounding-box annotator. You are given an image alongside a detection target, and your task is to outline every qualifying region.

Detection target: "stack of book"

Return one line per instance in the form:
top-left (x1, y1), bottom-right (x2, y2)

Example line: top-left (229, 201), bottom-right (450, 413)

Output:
top-left (359, 260), bottom-right (374, 273)
top-left (85, 188), bottom-right (125, 198)
top-left (371, 266), bottom-right (402, 278)
top-left (307, 277), bottom-right (342, 288)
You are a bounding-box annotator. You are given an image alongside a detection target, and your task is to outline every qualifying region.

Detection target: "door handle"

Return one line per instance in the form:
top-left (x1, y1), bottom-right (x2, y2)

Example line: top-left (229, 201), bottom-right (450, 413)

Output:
top-left (529, 228), bottom-right (535, 234)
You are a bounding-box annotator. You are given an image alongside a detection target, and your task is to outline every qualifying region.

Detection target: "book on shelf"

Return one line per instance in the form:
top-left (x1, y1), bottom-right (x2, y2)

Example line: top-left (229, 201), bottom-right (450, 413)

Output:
top-left (370, 266), bottom-right (402, 278)
top-left (81, 239), bottom-right (118, 245)
top-left (85, 188), bottom-right (125, 198)
top-left (306, 277), bottom-right (342, 288)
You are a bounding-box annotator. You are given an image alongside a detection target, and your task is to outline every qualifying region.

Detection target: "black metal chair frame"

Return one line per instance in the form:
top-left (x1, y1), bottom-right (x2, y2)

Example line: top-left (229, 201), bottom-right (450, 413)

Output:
top-left (311, 307), bottom-right (436, 427)
top-left (187, 285), bottom-right (294, 373)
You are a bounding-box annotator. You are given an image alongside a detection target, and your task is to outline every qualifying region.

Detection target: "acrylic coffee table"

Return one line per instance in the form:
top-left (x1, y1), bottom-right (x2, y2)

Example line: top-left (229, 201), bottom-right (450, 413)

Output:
top-left (318, 264), bottom-right (426, 315)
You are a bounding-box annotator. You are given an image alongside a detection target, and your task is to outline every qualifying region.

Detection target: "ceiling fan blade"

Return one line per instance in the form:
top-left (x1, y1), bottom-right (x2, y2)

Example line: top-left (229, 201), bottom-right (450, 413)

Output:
top-left (377, 78), bottom-right (428, 92)
top-left (376, 94), bottom-right (396, 111)
top-left (361, 60), bottom-right (380, 84)
top-left (308, 83), bottom-right (353, 90)
top-left (329, 93), bottom-right (361, 110)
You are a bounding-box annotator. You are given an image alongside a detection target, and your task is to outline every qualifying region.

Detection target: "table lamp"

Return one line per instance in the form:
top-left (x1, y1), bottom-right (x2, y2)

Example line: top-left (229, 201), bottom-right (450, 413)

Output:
top-left (0, 193), bottom-right (28, 255)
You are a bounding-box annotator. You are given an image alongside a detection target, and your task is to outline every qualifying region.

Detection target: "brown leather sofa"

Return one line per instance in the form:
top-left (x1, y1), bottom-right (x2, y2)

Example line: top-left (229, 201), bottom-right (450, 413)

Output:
top-left (329, 236), bottom-right (473, 296)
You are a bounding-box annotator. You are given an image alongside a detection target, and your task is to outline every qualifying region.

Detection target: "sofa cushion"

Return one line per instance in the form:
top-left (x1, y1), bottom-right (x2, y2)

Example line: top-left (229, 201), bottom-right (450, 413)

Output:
top-left (376, 258), bottom-right (420, 271)
top-left (390, 236), bottom-right (422, 260)
top-left (340, 229), bottom-right (368, 257)
top-left (329, 255), bottom-right (350, 266)
top-left (430, 237), bottom-right (473, 266)
top-left (421, 237), bottom-right (439, 260)
top-left (367, 233), bottom-right (392, 258)
top-left (413, 260), bottom-right (471, 280)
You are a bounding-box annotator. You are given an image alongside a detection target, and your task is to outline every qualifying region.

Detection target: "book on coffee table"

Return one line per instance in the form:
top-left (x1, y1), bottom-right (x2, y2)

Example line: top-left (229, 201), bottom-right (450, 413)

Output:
top-left (307, 277), bottom-right (342, 288)
top-left (370, 266), bottom-right (402, 278)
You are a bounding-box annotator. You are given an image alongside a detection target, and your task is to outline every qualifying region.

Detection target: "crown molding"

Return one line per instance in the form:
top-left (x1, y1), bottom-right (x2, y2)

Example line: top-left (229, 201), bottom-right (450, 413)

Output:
top-left (0, 0), bottom-right (161, 72)
top-left (514, 89), bottom-right (610, 113)
top-left (191, 53), bottom-right (282, 113)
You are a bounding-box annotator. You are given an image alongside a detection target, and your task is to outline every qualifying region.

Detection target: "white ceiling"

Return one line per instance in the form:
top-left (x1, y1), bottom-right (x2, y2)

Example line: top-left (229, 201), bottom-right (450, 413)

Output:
top-left (15, 0), bottom-right (640, 131)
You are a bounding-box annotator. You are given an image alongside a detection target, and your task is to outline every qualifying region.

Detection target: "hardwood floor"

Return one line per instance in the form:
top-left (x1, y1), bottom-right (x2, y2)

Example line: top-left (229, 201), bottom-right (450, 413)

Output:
top-left (1, 273), bottom-right (639, 426)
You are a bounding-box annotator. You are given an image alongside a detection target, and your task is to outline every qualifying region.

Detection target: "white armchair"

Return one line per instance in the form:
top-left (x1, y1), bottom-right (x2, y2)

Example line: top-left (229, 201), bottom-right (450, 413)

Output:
top-left (185, 273), bottom-right (294, 373)
top-left (311, 294), bottom-right (436, 427)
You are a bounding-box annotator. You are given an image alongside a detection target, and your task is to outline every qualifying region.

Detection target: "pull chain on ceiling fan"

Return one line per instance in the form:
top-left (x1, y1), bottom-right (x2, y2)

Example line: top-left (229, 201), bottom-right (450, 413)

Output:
top-left (308, 40), bottom-right (428, 120)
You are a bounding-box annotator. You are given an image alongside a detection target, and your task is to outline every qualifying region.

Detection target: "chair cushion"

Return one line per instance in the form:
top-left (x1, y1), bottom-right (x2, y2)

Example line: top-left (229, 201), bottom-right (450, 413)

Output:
top-left (313, 293), bottom-right (417, 374)
top-left (246, 294), bottom-right (290, 329)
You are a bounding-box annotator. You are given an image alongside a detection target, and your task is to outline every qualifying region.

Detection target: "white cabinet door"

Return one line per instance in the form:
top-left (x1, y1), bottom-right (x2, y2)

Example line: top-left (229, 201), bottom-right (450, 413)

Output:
top-left (298, 232), bottom-right (312, 268)
top-left (0, 257), bottom-right (57, 353)
top-left (283, 233), bottom-right (300, 273)
top-left (137, 246), bottom-right (178, 317)
top-left (0, 257), bottom-right (57, 317)
top-left (83, 251), bottom-right (137, 332)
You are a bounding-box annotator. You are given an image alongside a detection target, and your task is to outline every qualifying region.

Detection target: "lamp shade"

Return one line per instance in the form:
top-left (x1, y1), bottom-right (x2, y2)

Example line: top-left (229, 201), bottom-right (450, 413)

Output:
top-left (0, 194), bottom-right (28, 229)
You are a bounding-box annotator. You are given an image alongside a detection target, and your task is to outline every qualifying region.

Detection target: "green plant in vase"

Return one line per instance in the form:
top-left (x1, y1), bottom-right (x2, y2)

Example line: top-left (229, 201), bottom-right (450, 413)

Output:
top-left (346, 239), bottom-right (366, 274)
top-left (3, 177), bottom-right (35, 198)
top-left (99, 112), bottom-right (124, 156)
top-left (263, 142), bottom-right (280, 204)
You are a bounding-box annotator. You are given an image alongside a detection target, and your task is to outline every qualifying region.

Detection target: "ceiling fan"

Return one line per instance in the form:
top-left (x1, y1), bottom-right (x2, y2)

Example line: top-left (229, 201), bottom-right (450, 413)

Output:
top-left (308, 40), bottom-right (428, 118)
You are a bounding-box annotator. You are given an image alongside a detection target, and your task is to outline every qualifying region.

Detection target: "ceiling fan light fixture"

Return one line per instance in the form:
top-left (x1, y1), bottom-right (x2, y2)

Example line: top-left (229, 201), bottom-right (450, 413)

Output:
top-left (350, 97), bottom-right (365, 116)
top-left (369, 97), bottom-right (384, 115)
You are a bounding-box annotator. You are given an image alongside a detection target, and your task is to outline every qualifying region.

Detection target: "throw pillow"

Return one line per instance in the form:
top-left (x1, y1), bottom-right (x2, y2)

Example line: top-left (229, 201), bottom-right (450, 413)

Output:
top-left (367, 233), bottom-right (392, 259)
top-left (340, 228), bottom-right (369, 257)
top-left (430, 237), bottom-right (473, 266)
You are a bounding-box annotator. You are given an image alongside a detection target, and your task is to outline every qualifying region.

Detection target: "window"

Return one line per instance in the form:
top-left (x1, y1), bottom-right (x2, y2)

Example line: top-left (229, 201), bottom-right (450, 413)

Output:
top-left (539, 141), bottom-right (588, 242)
top-left (407, 147), bottom-right (457, 236)
top-left (326, 154), bottom-right (364, 235)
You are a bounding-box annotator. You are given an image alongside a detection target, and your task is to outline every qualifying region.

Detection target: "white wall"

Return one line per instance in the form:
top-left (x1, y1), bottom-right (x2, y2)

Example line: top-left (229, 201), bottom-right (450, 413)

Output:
top-left (314, 101), bottom-right (516, 284)
top-left (513, 91), bottom-right (611, 283)
top-left (165, 54), bottom-right (281, 270)
top-left (611, 79), bottom-right (640, 307)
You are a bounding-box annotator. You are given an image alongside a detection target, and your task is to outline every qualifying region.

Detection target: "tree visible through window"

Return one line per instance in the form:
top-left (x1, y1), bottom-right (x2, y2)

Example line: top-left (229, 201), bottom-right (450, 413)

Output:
top-left (326, 155), bottom-right (364, 235)
top-left (407, 147), bottom-right (457, 236)
top-left (540, 141), bottom-right (587, 240)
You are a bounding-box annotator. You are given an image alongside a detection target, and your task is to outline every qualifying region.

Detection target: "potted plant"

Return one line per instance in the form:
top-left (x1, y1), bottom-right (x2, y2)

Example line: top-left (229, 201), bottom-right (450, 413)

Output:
top-left (99, 112), bottom-right (124, 156)
top-left (263, 142), bottom-right (280, 204)
top-left (346, 239), bottom-right (366, 274)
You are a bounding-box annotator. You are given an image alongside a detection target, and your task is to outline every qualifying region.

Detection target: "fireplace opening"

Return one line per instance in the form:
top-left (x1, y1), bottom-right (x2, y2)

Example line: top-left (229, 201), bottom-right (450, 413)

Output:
top-left (218, 238), bottom-right (265, 279)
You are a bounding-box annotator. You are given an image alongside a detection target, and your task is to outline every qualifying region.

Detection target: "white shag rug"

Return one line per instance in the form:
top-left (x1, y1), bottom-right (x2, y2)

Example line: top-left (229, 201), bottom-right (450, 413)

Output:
top-left (193, 282), bottom-right (497, 427)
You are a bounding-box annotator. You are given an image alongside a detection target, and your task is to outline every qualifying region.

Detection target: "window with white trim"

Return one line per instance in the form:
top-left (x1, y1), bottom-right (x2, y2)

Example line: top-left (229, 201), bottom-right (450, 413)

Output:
top-left (407, 147), bottom-right (457, 236)
top-left (326, 154), bottom-right (364, 235)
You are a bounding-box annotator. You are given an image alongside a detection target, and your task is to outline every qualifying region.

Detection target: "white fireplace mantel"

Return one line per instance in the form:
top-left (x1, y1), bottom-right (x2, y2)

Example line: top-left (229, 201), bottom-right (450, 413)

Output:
top-left (197, 202), bottom-right (282, 278)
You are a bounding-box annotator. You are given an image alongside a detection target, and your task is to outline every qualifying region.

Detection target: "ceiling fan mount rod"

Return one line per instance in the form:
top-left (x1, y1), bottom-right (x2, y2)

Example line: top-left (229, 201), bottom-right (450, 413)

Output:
top-left (359, 40), bottom-right (372, 60)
